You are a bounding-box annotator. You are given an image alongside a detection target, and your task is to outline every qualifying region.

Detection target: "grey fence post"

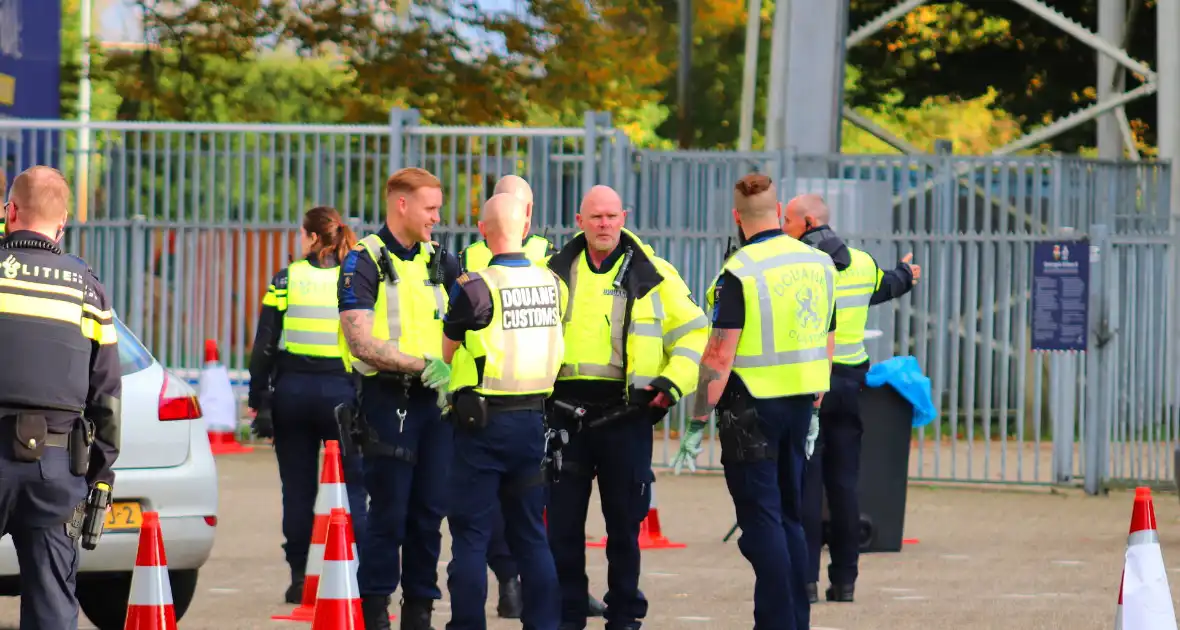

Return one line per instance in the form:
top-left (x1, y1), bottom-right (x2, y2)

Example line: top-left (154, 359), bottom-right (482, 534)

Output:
top-left (1084, 223), bottom-right (1113, 495)
top-left (128, 214), bottom-right (147, 338)
top-left (582, 111), bottom-right (599, 198)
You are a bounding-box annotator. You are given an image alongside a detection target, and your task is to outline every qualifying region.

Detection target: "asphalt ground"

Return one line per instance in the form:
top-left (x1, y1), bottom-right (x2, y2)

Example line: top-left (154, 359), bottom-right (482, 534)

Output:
top-left (0, 448), bottom-right (1174, 629)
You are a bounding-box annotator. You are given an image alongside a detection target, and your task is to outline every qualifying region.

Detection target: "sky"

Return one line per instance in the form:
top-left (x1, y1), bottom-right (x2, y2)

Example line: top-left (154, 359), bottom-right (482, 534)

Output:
top-left (98, 0), bottom-right (521, 42)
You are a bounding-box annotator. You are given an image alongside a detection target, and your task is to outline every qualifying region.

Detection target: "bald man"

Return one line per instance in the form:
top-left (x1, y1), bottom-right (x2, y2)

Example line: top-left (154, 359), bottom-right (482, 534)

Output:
top-left (545, 185), bottom-right (707, 629)
top-left (785, 194), bottom-right (920, 606)
top-left (460, 175), bottom-right (555, 272)
top-left (0, 166), bottom-right (122, 630)
top-left (436, 193), bottom-right (565, 630)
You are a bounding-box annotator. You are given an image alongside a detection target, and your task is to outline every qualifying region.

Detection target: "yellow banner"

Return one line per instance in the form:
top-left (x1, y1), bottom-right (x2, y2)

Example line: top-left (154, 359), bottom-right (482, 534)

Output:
top-left (0, 74), bottom-right (14, 107)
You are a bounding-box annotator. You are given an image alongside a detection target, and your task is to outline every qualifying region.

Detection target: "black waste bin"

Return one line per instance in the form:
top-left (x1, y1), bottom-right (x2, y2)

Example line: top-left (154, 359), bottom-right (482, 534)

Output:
top-left (820, 384), bottom-right (914, 553)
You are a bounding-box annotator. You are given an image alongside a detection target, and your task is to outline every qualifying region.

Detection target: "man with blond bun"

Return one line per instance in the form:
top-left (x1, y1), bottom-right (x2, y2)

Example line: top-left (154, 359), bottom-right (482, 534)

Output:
top-left (460, 175), bottom-right (554, 272)
top-left (441, 193), bottom-right (564, 630)
top-left (678, 174), bottom-right (837, 630)
top-left (338, 166), bottom-right (462, 630)
top-left (0, 166), bottom-right (121, 630)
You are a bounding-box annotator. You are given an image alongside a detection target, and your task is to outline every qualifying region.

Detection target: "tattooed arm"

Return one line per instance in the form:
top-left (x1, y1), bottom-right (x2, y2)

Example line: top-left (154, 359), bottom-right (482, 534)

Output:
top-left (691, 328), bottom-right (740, 421)
top-left (339, 309), bottom-right (427, 374)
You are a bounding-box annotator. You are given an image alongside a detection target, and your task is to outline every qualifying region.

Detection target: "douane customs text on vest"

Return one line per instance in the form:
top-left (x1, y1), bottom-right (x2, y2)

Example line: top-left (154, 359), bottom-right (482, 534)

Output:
top-left (500, 284), bottom-right (560, 330)
top-left (1, 255), bottom-right (86, 286)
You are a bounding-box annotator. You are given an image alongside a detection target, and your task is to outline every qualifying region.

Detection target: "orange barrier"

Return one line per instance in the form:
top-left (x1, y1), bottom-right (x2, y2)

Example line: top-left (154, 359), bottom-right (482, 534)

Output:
top-left (587, 484), bottom-right (685, 550)
top-left (123, 512), bottom-right (177, 630)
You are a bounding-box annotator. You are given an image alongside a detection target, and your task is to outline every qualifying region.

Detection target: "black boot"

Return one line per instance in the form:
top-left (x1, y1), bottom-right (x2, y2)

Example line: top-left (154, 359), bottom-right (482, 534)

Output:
top-left (400, 597), bottom-right (435, 630)
top-left (588, 592), bottom-right (606, 617)
top-left (825, 583), bottom-right (855, 603)
top-left (362, 595), bottom-right (393, 630)
top-left (497, 577), bottom-right (523, 619)
top-left (806, 582), bottom-right (818, 604)
top-left (284, 569), bottom-right (305, 605)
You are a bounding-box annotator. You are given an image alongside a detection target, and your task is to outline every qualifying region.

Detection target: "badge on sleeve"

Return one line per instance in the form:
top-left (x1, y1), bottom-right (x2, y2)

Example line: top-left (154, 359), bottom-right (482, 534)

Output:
top-left (342, 272), bottom-right (353, 289)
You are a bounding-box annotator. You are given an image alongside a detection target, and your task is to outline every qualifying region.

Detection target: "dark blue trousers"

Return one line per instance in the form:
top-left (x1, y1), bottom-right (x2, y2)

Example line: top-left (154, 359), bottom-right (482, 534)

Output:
top-left (272, 371), bottom-right (368, 577)
top-left (487, 504), bottom-right (519, 582)
top-left (357, 381), bottom-right (453, 600)
top-left (802, 373), bottom-right (864, 586)
top-left (446, 408), bottom-right (558, 630)
top-left (548, 414), bottom-right (652, 629)
top-left (0, 437), bottom-right (88, 630)
top-left (723, 394), bottom-right (813, 630)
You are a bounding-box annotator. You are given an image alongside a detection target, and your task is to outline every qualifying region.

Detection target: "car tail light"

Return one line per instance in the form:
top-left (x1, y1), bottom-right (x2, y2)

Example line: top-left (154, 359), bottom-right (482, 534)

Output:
top-left (159, 371), bottom-right (203, 421)
top-left (204, 515), bottom-right (218, 527)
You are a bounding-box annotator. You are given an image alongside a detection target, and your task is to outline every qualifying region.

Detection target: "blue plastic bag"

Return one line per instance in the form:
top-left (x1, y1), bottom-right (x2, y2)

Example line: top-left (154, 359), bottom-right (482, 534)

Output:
top-left (865, 356), bottom-right (937, 428)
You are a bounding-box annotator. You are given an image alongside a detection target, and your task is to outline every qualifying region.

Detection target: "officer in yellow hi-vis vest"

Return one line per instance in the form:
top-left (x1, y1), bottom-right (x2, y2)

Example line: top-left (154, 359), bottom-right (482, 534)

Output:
top-left (246, 206), bottom-right (368, 605)
top-left (456, 175), bottom-right (606, 621)
top-left (460, 175), bottom-right (554, 274)
top-left (428, 193), bottom-right (564, 629)
top-left (337, 167), bottom-right (462, 630)
top-left (545, 185), bottom-right (708, 628)
top-left (782, 194), bottom-right (920, 605)
top-left (680, 174), bottom-right (836, 630)
top-left (0, 166), bottom-right (122, 630)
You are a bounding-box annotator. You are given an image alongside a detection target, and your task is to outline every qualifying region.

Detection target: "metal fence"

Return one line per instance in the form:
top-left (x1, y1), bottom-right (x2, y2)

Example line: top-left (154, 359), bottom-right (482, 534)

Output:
top-left (1, 111), bottom-right (1176, 493)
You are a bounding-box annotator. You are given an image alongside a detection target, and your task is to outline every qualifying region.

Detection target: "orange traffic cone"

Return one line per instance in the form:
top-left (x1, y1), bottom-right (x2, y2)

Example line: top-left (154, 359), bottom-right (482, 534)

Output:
top-left (273, 441), bottom-right (380, 622)
top-left (200, 339), bottom-right (253, 455)
top-left (124, 512), bottom-right (177, 630)
top-left (587, 483), bottom-right (685, 549)
top-left (1115, 487), bottom-right (1175, 629)
top-left (311, 508), bottom-right (365, 630)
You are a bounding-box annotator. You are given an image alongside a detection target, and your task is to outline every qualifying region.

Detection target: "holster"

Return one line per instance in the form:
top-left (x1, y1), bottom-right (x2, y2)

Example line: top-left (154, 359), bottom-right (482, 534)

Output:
top-left (335, 399), bottom-right (418, 464)
top-left (717, 396), bottom-right (777, 465)
top-left (450, 388), bottom-right (489, 432)
top-left (69, 418), bottom-right (94, 477)
top-left (10, 413), bottom-right (47, 463)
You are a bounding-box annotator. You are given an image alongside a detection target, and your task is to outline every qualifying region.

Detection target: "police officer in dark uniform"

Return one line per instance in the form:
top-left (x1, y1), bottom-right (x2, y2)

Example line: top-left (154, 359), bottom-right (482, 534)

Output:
top-left (0, 166), bottom-right (121, 630)
top-left (432, 193), bottom-right (563, 630)
top-left (248, 206), bottom-right (369, 604)
top-left (784, 194), bottom-right (919, 604)
top-left (338, 168), bottom-right (462, 630)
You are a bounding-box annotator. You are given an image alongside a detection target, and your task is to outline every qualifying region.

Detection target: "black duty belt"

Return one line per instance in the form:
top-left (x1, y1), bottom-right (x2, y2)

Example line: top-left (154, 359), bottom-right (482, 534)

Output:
top-left (486, 397), bottom-right (545, 413)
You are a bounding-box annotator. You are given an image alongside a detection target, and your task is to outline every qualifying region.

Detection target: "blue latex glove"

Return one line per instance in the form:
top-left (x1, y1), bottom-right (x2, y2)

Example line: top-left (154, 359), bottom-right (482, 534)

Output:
top-left (805, 408), bottom-right (819, 459)
top-left (421, 357), bottom-right (451, 390)
top-left (672, 420), bottom-right (707, 475)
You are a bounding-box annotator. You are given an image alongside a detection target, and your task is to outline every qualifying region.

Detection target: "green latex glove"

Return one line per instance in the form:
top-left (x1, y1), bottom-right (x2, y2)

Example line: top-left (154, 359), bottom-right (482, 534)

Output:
top-left (806, 408), bottom-right (819, 459)
top-left (421, 357), bottom-right (451, 390)
top-left (672, 420), bottom-right (707, 475)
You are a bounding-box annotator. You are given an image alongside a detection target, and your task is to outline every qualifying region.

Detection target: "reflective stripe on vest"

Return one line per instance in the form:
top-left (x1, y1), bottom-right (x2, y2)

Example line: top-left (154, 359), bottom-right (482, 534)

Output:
top-left (557, 251), bottom-right (627, 381)
top-left (723, 237), bottom-right (836, 398)
top-left (462, 235), bottom-right (551, 272)
top-left (466, 265), bottom-right (563, 395)
top-left (832, 248), bottom-right (882, 366)
top-left (280, 260), bottom-right (343, 358)
top-left (348, 234), bottom-right (447, 375)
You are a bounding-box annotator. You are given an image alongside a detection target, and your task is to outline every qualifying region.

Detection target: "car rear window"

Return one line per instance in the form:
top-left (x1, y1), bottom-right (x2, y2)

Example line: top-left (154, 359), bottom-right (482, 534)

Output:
top-left (115, 318), bottom-right (154, 375)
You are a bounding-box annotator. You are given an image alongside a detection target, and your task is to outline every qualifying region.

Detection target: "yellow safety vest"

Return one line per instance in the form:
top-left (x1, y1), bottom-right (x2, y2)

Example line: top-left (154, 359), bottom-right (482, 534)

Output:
top-left (461, 235), bottom-right (552, 272)
top-left (272, 260), bottom-right (343, 358)
top-left (709, 235), bottom-right (836, 399)
top-left (450, 264), bottom-right (564, 396)
top-left (338, 233), bottom-right (448, 375)
top-left (833, 247), bottom-right (883, 366)
top-left (555, 229), bottom-right (708, 402)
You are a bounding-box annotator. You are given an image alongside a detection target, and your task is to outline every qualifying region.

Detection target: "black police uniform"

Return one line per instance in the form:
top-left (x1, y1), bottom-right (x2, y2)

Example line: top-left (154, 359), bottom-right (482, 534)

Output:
top-left (338, 225), bottom-right (461, 629)
top-left (0, 230), bottom-right (121, 630)
top-left (798, 224), bottom-right (915, 603)
top-left (248, 253), bottom-right (369, 604)
top-left (711, 228), bottom-right (836, 630)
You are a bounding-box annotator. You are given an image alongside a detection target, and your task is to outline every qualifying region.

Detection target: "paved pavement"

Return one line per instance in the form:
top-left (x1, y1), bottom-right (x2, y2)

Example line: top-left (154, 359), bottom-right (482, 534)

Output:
top-left (0, 449), bottom-right (1173, 629)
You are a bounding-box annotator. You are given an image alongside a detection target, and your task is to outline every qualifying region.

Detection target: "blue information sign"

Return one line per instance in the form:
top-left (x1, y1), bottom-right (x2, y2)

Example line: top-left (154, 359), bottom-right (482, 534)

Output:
top-left (1031, 239), bottom-right (1090, 352)
top-left (0, 0), bottom-right (63, 194)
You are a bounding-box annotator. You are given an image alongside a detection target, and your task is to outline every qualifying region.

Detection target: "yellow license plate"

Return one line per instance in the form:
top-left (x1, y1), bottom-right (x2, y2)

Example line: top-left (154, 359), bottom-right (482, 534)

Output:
top-left (105, 502), bottom-right (144, 531)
